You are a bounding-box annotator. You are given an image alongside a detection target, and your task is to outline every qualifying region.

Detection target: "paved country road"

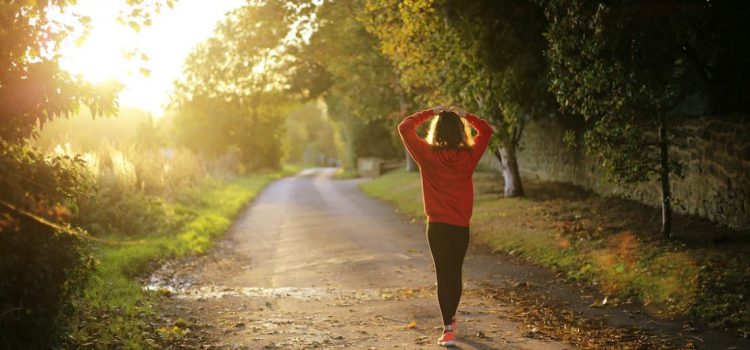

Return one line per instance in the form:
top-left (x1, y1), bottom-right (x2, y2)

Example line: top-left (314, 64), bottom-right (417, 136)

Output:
top-left (149, 168), bottom-right (749, 349)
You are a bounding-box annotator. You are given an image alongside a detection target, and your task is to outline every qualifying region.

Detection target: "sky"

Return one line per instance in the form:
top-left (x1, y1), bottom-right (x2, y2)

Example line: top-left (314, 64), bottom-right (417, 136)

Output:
top-left (58, 0), bottom-right (247, 117)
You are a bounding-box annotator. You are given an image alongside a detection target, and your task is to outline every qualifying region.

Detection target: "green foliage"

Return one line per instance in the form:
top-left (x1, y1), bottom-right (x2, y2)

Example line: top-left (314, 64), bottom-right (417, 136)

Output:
top-left (0, 2), bottom-right (172, 347)
top-left (0, 212), bottom-right (94, 349)
top-left (361, 0), bottom-right (555, 195)
top-left (0, 0), bottom-right (171, 142)
top-left (325, 94), bottom-right (401, 169)
top-left (545, 0), bottom-right (750, 184)
top-left (173, 97), bottom-right (241, 157)
top-left (296, 0), bottom-right (402, 121)
top-left (173, 95), bottom-right (287, 170)
top-left (171, 2), bottom-right (296, 170)
top-left (0, 140), bottom-right (91, 214)
top-left (284, 102), bottom-right (337, 164)
top-left (50, 140), bottom-right (212, 236)
top-left (289, 0), bottom-right (404, 167)
top-left (0, 1), bottom-right (284, 348)
top-left (135, 116), bottom-right (164, 150)
top-left (362, 0), bottom-right (554, 144)
top-left (77, 192), bottom-right (184, 237)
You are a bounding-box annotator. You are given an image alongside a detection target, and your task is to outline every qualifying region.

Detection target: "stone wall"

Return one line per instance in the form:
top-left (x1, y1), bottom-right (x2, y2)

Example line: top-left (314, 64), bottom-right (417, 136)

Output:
top-left (481, 115), bottom-right (750, 230)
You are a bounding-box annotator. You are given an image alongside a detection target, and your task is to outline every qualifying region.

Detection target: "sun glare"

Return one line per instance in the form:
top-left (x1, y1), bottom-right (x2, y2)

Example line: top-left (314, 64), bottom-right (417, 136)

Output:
top-left (57, 0), bottom-right (246, 116)
top-left (58, 3), bottom-right (128, 84)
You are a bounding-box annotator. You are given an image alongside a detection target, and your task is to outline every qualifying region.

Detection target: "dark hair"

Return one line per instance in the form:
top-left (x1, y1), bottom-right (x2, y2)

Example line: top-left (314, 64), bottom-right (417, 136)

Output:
top-left (427, 111), bottom-right (472, 150)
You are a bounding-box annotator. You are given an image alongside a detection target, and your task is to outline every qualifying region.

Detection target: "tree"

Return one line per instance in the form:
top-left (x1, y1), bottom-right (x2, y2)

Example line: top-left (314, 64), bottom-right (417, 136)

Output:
top-left (0, 1), bottom-right (170, 346)
top-left (287, 0), bottom-right (406, 170)
top-left (1, 0), bottom-right (171, 205)
top-left (363, 0), bottom-right (555, 197)
top-left (0, 0), bottom-right (172, 143)
top-left (284, 101), bottom-right (337, 165)
top-left (171, 1), bottom-right (296, 170)
top-left (545, 0), bottom-right (750, 237)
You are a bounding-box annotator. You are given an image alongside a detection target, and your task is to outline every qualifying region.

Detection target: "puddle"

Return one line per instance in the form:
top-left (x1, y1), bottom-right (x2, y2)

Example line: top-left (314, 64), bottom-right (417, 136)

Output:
top-left (145, 258), bottom-right (434, 302)
top-left (145, 261), bottom-right (382, 301)
top-left (147, 284), bottom-right (383, 301)
top-left (145, 274), bottom-right (433, 302)
top-left (144, 260), bottom-right (196, 294)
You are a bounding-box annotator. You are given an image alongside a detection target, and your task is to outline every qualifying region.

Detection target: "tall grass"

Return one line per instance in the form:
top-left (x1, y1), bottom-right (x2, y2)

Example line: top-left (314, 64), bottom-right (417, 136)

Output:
top-left (51, 141), bottom-right (216, 237)
top-left (53, 141), bottom-right (211, 198)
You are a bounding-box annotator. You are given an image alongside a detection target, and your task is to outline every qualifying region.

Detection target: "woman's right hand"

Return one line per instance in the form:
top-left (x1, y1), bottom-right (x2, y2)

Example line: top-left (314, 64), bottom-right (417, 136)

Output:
top-left (449, 105), bottom-right (468, 118)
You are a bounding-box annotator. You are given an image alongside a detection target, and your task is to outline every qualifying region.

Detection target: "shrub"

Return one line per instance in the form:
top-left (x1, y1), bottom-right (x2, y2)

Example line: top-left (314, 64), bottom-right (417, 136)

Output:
top-left (0, 211), bottom-right (94, 349)
top-left (74, 190), bottom-right (185, 237)
top-left (0, 141), bottom-right (95, 348)
top-left (51, 141), bottom-right (208, 237)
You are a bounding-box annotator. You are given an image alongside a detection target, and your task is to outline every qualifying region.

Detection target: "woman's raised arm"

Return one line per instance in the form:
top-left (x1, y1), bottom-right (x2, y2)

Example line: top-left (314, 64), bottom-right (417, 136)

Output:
top-left (398, 106), bottom-right (446, 164)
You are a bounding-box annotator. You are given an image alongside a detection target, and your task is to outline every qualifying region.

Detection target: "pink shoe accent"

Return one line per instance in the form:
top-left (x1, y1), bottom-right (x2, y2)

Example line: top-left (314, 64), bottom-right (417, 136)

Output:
top-left (437, 331), bottom-right (455, 346)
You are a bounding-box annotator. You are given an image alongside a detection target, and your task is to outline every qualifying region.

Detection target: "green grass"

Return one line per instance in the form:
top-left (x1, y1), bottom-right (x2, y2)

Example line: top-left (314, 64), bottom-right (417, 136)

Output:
top-left (360, 169), bottom-right (423, 216)
top-left (332, 167), bottom-right (360, 180)
top-left (361, 169), bottom-right (750, 336)
top-left (66, 167), bottom-right (297, 348)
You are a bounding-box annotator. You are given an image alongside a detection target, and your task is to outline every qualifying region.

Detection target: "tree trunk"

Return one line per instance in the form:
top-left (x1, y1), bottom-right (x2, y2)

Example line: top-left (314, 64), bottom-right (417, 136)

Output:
top-left (395, 84), bottom-right (417, 172)
top-left (405, 148), bottom-right (418, 172)
top-left (495, 142), bottom-right (524, 197)
top-left (658, 112), bottom-right (672, 238)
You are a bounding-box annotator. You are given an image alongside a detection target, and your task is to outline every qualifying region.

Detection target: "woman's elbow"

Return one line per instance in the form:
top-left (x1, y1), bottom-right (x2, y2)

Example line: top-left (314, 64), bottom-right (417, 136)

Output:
top-left (397, 121), bottom-right (411, 135)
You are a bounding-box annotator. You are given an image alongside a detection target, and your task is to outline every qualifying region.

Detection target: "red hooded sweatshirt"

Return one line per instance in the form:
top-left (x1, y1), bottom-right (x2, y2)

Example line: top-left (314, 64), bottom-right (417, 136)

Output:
top-left (398, 109), bottom-right (493, 227)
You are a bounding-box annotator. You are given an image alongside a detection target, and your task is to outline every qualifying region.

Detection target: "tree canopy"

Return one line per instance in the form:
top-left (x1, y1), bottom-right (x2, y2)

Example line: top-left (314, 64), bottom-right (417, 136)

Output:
top-left (545, 0), bottom-right (750, 235)
top-left (287, 0), bottom-right (404, 169)
top-left (362, 0), bottom-right (555, 196)
top-left (170, 1), bottom-right (300, 170)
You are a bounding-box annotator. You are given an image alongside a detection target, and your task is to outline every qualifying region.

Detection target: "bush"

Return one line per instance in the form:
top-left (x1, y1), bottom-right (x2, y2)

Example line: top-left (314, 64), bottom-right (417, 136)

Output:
top-left (52, 141), bottom-right (208, 237)
top-left (0, 141), bottom-right (95, 348)
top-left (75, 190), bottom-right (186, 237)
top-left (0, 210), bottom-right (94, 349)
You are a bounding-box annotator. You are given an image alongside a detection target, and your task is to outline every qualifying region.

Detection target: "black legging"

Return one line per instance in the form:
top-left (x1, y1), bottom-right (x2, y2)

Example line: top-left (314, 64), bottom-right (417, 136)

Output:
top-left (427, 221), bottom-right (470, 326)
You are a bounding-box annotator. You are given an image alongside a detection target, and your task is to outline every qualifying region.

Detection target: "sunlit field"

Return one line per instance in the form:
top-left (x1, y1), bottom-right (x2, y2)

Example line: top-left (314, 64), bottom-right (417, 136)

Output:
top-left (2, 0), bottom-right (749, 349)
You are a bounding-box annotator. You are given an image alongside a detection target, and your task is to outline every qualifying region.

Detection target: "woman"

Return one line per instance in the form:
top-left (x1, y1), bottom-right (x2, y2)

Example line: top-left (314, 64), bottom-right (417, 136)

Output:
top-left (398, 105), bottom-right (492, 346)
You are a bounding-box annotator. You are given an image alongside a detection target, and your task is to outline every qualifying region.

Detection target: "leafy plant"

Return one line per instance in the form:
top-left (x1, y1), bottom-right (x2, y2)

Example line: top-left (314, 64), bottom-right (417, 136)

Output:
top-left (0, 205), bottom-right (94, 348)
top-left (544, 0), bottom-right (750, 237)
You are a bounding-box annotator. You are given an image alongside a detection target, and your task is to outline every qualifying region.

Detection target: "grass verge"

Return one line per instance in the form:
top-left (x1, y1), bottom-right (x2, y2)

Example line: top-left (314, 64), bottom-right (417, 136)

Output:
top-left (332, 167), bottom-right (359, 180)
top-left (360, 168), bottom-right (750, 337)
top-left (66, 166), bottom-right (299, 348)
